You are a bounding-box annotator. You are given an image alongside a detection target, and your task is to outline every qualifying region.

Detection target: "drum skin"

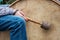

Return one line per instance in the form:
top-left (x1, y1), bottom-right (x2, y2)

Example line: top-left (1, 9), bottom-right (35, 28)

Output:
top-left (0, 0), bottom-right (60, 40)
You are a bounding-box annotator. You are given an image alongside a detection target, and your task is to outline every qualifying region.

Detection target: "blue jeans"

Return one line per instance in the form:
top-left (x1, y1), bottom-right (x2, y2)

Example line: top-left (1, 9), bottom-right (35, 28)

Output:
top-left (0, 15), bottom-right (27, 40)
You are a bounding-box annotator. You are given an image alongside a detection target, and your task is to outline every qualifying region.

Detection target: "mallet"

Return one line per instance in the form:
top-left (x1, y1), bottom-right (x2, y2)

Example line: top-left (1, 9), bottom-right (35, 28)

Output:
top-left (27, 17), bottom-right (51, 30)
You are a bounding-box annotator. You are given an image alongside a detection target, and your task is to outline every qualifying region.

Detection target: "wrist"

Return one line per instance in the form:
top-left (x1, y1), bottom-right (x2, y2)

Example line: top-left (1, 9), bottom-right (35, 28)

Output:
top-left (13, 9), bottom-right (19, 15)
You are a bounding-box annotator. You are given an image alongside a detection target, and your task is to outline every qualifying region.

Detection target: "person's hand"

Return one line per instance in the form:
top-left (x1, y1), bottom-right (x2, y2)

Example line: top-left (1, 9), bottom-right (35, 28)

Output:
top-left (15, 10), bottom-right (28, 21)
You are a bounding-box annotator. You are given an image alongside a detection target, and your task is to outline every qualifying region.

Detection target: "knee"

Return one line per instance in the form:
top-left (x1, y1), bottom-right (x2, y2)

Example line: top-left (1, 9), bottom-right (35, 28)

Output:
top-left (15, 16), bottom-right (26, 25)
top-left (14, 17), bottom-right (26, 30)
top-left (10, 16), bottom-right (26, 30)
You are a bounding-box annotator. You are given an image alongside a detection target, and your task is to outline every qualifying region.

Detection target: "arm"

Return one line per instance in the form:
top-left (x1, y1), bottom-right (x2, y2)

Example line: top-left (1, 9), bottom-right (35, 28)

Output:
top-left (0, 6), bottom-right (18, 16)
top-left (0, 5), bottom-right (28, 21)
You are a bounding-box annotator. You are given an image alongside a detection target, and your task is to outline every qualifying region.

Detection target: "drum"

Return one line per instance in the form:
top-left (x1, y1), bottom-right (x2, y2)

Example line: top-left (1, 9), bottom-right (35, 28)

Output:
top-left (0, 0), bottom-right (60, 40)
top-left (12, 0), bottom-right (60, 40)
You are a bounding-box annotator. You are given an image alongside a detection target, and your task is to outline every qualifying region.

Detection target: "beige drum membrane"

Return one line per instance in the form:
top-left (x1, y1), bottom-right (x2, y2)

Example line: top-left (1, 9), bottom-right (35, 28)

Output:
top-left (0, 0), bottom-right (60, 40)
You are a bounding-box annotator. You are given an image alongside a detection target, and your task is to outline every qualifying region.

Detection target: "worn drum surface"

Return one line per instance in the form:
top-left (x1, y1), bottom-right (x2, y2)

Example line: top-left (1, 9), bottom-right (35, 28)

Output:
top-left (12, 0), bottom-right (60, 40)
top-left (0, 0), bottom-right (60, 40)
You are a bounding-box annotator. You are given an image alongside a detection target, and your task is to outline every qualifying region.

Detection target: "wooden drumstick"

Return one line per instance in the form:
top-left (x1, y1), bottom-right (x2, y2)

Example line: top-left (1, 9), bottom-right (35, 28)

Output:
top-left (27, 17), bottom-right (41, 25)
top-left (27, 17), bottom-right (51, 30)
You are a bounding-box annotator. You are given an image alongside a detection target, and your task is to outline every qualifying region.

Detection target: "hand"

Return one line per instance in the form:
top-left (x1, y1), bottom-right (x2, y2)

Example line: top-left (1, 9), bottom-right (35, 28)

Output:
top-left (15, 10), bottom-right (28, 21)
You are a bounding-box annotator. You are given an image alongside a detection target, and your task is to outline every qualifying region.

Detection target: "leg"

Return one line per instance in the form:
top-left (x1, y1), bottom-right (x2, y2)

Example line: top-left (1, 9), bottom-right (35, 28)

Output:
top-left (0, 15), bottom-right (27, 40)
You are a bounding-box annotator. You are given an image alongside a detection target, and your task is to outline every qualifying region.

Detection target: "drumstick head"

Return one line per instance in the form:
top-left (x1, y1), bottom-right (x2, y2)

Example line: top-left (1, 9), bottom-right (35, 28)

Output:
top-left (41, 21), bottom-right (51, 30)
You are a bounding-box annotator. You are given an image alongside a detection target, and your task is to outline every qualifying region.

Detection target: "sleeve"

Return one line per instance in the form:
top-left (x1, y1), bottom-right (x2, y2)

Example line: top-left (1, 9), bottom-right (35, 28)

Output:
top-left (0, 6), bottom-right (18, 16)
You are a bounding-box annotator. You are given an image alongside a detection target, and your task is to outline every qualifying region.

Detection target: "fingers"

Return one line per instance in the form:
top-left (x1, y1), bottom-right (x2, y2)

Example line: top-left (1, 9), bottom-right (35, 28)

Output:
top-left (20, 11), bottom-right (29, 21)
top-left (15, 10), bottom-right (29, 21)
top-left (19, 11), bottom-right (25, 16)
top-left (23, 17), bottom-right (29, 21)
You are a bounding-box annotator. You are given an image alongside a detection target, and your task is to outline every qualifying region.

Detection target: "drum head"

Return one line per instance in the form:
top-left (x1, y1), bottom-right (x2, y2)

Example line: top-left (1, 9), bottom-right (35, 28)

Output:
top-left (12, 0), bottom-right (60, 40)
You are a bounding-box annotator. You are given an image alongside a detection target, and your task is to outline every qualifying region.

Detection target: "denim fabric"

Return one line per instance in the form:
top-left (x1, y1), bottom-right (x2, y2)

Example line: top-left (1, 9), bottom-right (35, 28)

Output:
top-left (0, 15), bottom-right (27, 40)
